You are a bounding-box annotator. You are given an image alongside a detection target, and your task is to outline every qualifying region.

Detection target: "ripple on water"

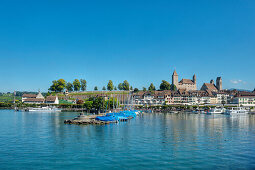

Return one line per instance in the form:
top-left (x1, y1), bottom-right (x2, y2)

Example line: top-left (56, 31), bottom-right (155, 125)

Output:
top-left (0, 110), bottom-right (255, 169)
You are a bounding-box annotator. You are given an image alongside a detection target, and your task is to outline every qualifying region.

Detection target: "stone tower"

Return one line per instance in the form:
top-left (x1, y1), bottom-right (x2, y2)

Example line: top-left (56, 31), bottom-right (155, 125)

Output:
top-left (216, 77), bottom-right (222, 90)
top-left (193, 74), bottom-right (196, 84)
top-left (172, 70), bottom-right (178, 87)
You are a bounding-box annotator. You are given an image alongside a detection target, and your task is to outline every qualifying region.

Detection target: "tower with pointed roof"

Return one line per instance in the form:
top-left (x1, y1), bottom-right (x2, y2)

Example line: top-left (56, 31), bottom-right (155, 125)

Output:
top-left (172, 70), bottom-right (178, 88)
top-left (193, 74), bottom-right (196, 84)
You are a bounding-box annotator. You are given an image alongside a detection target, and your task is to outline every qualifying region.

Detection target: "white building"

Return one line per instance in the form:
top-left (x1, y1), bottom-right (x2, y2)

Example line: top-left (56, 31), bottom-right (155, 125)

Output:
top-left (45, 96), bottom-right (59, 104)
top-left (133, 91), bottom-right (165, 106)
top-left (22, 92), bottom-right (45, 104)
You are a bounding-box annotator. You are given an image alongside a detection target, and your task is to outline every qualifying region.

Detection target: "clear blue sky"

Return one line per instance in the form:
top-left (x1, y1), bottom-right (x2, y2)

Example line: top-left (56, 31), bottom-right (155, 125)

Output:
top-left (0, 0), bottom-right (254, 92)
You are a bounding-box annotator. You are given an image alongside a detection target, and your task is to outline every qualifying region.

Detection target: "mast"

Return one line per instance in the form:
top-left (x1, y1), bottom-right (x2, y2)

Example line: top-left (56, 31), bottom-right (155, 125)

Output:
top-left (13, 90), bottom-right (16, 110)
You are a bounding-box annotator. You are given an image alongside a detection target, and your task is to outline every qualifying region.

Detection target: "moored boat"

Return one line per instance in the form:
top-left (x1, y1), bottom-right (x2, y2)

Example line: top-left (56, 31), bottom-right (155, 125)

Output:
top-left (27, 106), bottom-right (61, 112)
top-left (208, 107), bottom-right (226, 114)
top-left (224, 107), bottom-right (249, 115)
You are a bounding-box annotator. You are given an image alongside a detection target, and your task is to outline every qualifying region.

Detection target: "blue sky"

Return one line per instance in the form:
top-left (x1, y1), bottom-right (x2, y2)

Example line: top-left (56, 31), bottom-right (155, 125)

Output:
top-left (0, 0), bottom-right (254, 92)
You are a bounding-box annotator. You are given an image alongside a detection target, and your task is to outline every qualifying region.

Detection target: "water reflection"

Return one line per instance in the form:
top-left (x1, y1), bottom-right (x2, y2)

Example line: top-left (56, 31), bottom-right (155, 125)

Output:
top-left (0, 110), bottom-right (255, 169)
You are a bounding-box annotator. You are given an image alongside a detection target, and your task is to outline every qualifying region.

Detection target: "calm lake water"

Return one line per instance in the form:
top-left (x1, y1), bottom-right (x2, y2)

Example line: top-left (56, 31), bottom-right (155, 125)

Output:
top-left (0, 110), bottom-right (255, 169)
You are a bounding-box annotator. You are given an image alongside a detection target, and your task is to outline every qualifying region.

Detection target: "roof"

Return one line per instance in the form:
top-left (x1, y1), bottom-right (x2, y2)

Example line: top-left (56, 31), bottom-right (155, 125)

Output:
top-left (173, 70), bottom-right (178, 75)
top-left (22, 94), bottom-right (37, 98)
top-left (45, 96), bottom-right (57, 102)
top-left (202, 83), bottom-right (218, 91)
top-left (179, 79), bottom-right (194, 84)
top-left (235, 91), bottom-right (255, 98)
top-left (23, 98), bottom-right (45, 102)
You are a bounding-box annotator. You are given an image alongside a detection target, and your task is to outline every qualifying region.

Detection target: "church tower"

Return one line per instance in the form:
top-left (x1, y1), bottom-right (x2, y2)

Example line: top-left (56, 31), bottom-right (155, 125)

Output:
top-left (216, 77), bottom-right (222, 91)
top-left (193, 74), bottom-right (196, 84)
top-left (172, 70), bottom-right (178, 87)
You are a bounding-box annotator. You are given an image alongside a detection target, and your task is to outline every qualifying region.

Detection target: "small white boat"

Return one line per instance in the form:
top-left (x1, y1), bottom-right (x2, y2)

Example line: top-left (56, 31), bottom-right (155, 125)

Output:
top-left (225, 107), bottom-right (249, 115)
top-left (208, 108), bottom-right (226, 114)
top-left (27, 106), bottom-right (61, 112)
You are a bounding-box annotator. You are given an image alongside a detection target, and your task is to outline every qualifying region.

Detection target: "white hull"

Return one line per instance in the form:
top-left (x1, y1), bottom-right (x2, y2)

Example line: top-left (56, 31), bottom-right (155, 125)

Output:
top-left (27, 107), bottom-right (61, 112)
top-left (208, 108), bottom-right (226, 114)
top-left (225, 107), bottom-right (249, 115)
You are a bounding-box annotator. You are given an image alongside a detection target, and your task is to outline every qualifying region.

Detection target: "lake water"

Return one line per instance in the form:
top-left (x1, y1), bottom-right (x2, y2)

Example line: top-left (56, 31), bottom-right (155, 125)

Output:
top-left (0, 110), bottom-right (255, 169)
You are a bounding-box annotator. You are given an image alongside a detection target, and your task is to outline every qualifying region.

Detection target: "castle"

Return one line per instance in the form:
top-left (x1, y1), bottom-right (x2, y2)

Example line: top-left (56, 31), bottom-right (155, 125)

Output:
top-left (200, 77), bottom-right (222, 92)
top-left (172, 70), bottom-right (197, 91)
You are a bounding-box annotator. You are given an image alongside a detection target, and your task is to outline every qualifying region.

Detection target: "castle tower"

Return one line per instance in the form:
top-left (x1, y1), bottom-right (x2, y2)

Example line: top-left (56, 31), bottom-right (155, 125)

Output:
top-left (193, 74), bottom-right (196, 84)
top-left (172, 70), bottom-right (178, 87)
top-left (216, 77), bottom-right (222, 91)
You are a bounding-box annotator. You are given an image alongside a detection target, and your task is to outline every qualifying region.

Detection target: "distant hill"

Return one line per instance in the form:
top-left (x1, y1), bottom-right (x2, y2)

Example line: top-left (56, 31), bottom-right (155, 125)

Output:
top-left (226, 88), bottom-right (253, 92)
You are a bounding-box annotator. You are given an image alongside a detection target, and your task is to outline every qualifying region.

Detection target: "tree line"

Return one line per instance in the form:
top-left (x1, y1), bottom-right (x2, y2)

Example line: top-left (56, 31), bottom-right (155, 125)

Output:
top-left (48, 79), bottom-right (177, 93)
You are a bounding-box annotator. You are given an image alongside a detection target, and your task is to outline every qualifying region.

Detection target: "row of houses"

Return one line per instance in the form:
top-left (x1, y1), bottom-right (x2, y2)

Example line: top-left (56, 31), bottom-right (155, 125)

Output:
top-left (132, 89), bottom-right (255, 107)
top-left (22, 92), bottom-right (59, 104)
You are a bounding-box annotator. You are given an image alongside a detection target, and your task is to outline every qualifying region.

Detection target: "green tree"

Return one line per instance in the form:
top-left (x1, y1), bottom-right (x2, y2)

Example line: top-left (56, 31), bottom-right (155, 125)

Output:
top-left (66, 82), bottom-right (73, 92)
top-left (49, 80), bottom-right (58, 92)
top-left (107, 80), bottom-right (114, 91)
top-left (90, 97), bottom-right (105, 113)
top-left (143, 87), bottom-right (147, 92)
top-left (134, 88), bottom-right (139, 93)
top-left (94, 86), bottom-right (98, 91)
top-left (84, 100), bottom-right (93, 112)
top-left (102, 86), bottom-right (106, 91)
top-left (170, 84), bottom-right (177, 91)
top-left (160, 80), bottom-right (171, 90)
top-left (130, 86), bottom-right (133, 90)
top-left (73, 79), bottom-right (81, 91)
top-left (118, 83), bottom-right (123, 90)
top-left (80, 79), bottom-right (87, 91)
top-left (114, 86), bottom-right (117, 90)
top-left (56, 79), bottom-right (66, 92)
top-left (148, 83), bottom-right (156, 91)
top-left (123, 80), bottom-right (130, 91)
top-left (49, 79), bottom-right (66, 92)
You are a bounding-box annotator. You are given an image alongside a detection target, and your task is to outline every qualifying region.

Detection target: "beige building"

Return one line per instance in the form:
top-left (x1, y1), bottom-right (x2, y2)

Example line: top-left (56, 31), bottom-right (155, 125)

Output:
top-left (172, 70), bottom-right (197, 91)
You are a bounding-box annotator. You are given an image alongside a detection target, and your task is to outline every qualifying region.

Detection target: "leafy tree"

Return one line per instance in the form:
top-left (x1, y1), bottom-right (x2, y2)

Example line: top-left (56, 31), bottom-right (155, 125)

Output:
top-left (102, 86), bottom-right (106, 91)
top-left (130, 86), bottom-right (133, 90)
top-left (49, 79), bottom-right (66, 92)
top-left (94, 86), bottom-right (98, 91)
top-left (148, 83), bottom-right (156, 91)
top-left (107, 80), bottom-right (114, 91)
top-left (160, 80), bottom-right (171, 90)
top-left (73, 79), bottom-right (81, 91)
top-left (114, 86), bottom-right (117, 90)
top-left (253, 88), bottom-right (255, 92)
top-left (56, 79), bottom-right (66, 92)
top-left (143, 87), bottom-right (147, 92)
top-left (134, 88), bottom-right (139, 93)
top-left (84, 100), bottom-right (93, 112)
top-left (118, 83), bottom-right (123, 90)
top-left (49, 80), bottom-right (58, 92)
top-left (123, 80), bottom-right (130, 91)
top-left (89, 97), bottom-right (105, 113)
top-left (66, 82), bottom-right (73, 92)
top-left (80, 79), bottom-right (87, 91)
top-left (170, 84), bottom-right (177, 91)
